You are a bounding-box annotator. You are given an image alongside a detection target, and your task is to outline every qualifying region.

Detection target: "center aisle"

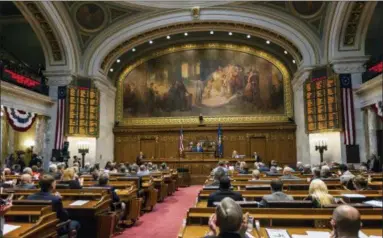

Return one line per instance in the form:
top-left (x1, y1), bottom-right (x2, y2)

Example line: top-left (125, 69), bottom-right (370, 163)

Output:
top-left (117, 185), bottom-right (202, 238)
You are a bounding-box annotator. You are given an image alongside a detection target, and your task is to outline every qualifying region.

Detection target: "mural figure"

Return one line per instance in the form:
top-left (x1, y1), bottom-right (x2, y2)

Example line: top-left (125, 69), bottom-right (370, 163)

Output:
top-left (122, 48), bottom-right (285, 118)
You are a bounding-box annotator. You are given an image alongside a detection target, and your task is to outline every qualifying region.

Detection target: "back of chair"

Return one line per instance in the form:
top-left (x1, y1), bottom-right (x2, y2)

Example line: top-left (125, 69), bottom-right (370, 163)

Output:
top-left (13, 200), bottom-right (52, 206)
top-left (55, 183), bottom-right (70, 189)
top-left (246, 185), bottom-right (271, 190)
top-left (265, 200), bottom-right (313, 208)
top-left (117, 176), bottom-right (142, 190)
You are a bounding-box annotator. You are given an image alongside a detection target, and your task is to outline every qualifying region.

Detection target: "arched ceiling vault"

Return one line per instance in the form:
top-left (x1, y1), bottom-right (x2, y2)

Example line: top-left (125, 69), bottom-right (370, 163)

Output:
top-left (83, 6), bottom-right (323, 79)
top-left (13, 1), bottom-right (80, 73)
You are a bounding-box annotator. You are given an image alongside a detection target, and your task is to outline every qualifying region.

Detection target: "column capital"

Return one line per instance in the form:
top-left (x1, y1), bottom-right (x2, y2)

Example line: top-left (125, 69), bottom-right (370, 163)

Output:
top-left (45, 70), bottom-right (74, 86)
top-left (291, 66), bottom-right (314, 91)
top-left (330, 56), bottom-right (370, 74)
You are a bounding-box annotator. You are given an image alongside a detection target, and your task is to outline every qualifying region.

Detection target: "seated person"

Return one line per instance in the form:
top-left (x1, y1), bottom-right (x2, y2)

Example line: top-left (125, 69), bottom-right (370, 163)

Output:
top-left (22, 167), bottom-right (33, 177)
top-left (137, 165), bottom-right (150, 177)
top-left (238, 162), bottom-right (249, 174)
top-left (266, 166), bottom-right (279, 176)
top-left (258, 162), bottom-right (269, 172)
top-left (339, 164), bottom-right (355, 184)
top-left (302, 164), bottom-right (312, 174)
top-left (31, 165), bottom-right (40, 179)
top-left (160, 162), bottom-right (168, 171)
top-left (259, 179), bottom-right (294, 207)
top-left (147, 162), bottom-right (153, 171)
top-left (48, 164), bottom-right (62, 180)
top-left (60, 168), bottom-right (82, 189)
top-left (207, 167), bottom-right (226, 186)
top-left (296, 161), bottom-right (304, 172)
top-left (205, 197), bottom-right (248, 238)
top-left (250, 169), bottom-right (261, 181)
top-left (279, 167), bottom-right (300, 180)
top-left (320, 165), bottom-right (332, 179)
top-left (150, 165), bottom-right (159, 173)
top-left (79, 163), bottom-right (91, 175)
top-left (311, 167), bottom-right (321, 181)
top-left (212, 161), bottom-right (228, 175)
top-left (27, 175), bottom-right (80, 235)
top-left (119, 165), bottom-right (129, 175)
top-left (95, 173), bottom-right (127, 220)
top-left (351, 175), bottom-right (370, 191)
top-left (330, 205), bottom-right (361, 238)
top-left (104, 161), bottom-right (112, 170)
top-left (129, 164), bottom-right (139, 175)
top-left (305, 179), bottom-right (336, 207)
top-left (17, 174), bottom-right (36, 189)
top-left (207, 177), bottom-right (243, 207)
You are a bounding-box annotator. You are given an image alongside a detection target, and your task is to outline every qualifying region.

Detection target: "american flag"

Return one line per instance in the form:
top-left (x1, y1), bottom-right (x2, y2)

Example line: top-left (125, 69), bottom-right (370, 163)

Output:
top-left (179, 128), bottom-right (184, 153)
top-left (54, 86), bottom-right (67, 149)
top-left (340, 74), bottom-right (355, 145)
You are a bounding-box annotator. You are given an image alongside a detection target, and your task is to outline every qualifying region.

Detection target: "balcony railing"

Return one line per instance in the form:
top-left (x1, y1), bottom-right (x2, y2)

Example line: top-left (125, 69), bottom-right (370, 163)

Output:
top-left (0, 48), bottom-right (49, 96)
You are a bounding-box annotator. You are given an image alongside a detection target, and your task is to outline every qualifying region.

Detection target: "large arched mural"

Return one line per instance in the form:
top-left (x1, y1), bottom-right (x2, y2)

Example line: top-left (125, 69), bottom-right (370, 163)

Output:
top-left (116, 43), bottom-right (292, 125)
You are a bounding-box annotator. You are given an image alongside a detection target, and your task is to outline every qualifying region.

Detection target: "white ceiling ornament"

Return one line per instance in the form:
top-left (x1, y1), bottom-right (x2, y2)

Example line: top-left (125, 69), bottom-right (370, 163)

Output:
top-left (124, 1), bottom-right (234, 9)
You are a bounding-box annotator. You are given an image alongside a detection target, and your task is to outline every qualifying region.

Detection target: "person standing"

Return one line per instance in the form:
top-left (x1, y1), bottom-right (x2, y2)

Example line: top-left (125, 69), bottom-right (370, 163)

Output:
top-left (136, 152), bottom-right (145, 166)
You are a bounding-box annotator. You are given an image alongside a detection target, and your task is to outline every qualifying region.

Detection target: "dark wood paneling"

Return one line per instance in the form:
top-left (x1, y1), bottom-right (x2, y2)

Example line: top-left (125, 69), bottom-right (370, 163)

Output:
top-left (114, 123), bottom-right (297, 168)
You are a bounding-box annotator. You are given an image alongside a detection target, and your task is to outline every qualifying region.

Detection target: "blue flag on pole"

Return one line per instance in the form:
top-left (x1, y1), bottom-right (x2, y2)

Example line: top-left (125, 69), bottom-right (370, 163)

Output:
top-left (217, 124), bottom-right (223, 158)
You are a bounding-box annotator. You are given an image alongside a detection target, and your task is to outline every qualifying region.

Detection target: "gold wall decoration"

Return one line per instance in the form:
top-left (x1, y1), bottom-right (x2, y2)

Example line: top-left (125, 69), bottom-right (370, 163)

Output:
top-left (66, 85), bottom-right (100, 137)
top-left (116, 43), bottom-right (293, 126)
top-left (304, 67), bottom-right (342, 133)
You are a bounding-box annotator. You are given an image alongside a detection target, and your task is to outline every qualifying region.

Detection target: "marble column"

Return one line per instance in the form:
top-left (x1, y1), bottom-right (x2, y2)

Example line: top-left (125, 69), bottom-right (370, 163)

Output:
top-left (367, 107), bottom-right (378, 156)
top-left (44, 72), bottom-right (73, 170)
top-left (292, 68), bottom-right (312, 165)
top-left (332, 56), bottom-right (369, 163)
top-left (94, 78), bottom-right (116, 168)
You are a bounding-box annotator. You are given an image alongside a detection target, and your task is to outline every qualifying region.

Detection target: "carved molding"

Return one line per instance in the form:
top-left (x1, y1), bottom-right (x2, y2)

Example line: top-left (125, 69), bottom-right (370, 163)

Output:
top-left (291, 66), bottom-right (315, 91)
top-left (342, 2), bottom-right (366, 47)
top-left (331, 56), bottom-right (369, 74)
top-left (101, 21), bottom-right (303, 71)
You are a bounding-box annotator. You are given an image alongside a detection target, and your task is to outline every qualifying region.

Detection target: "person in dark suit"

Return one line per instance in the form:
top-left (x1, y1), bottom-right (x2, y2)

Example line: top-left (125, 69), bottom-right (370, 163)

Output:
top-left (259, 179), bottom-right (294, 207)
top-left (195, 143), bottom-right (204, 152)
top-left (207, 177), bottom-right (243, 207)
top-left (206, 167), bottom-right (226, 186)
top-left (252, 152), bottom-right (261, 162)
top-left (29, 154), bottom-right (42, 167)
top-left (136, 151), bottom-right (145, 166)
top-left (27, 175), bottom-right (80, 235)
top-left (17, 174), bottom-right (36, 189)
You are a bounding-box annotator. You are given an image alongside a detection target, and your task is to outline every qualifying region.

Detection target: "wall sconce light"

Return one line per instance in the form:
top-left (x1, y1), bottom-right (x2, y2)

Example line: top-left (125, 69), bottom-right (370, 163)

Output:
top-left (24, 139), bottom-right (35, 153)
top-left (77, 141), bottom-right (90, 168)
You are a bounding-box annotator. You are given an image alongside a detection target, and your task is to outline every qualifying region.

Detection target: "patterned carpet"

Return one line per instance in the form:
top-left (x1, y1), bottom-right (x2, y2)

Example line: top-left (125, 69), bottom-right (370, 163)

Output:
top-left (116, 185), bottom-right (202, 238)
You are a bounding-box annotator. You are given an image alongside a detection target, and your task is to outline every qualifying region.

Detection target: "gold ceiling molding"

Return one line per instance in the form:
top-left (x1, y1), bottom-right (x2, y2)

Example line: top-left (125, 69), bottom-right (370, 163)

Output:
top-left (101, 21), bottom-right (303, 71)
top-left (116, 42), bottom-right (293, 126)
top-left (22, 2), bottom-right (64, 61)
top-left (343, 1), bottom-right (367, 46)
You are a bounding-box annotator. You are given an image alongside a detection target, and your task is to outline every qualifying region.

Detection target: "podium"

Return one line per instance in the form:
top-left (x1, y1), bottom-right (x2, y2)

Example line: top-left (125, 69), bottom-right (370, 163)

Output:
top-left (184, 152), bottom-right (215, 160)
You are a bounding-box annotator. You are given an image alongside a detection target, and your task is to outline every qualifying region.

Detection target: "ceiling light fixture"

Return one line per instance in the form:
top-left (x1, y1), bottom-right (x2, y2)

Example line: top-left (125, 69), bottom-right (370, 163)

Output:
top-left (110, 68), bottom-right (114, 72)
top-left (132, 48), bottom-right (136, 52)
top-left (184, 32), bottom-right (188, 36)
top-left (266, 40), bottom-right (270, 44)
top-left (247, 35), bottom-right (251, 39)
top-left (116, 59), bottom-right (121, 63)
top-left (292, 60), bottom-right (296, 64)
top-left (210, 31), bottom-right (214, 35)
top-left (284, 50), bottom-right (288, 55)
top-left (166, 35), bottom-right (171, 39)
top-left (149, 40), bottom-right (153, 44)
top-left (228, 32), bottom-right (233, 36)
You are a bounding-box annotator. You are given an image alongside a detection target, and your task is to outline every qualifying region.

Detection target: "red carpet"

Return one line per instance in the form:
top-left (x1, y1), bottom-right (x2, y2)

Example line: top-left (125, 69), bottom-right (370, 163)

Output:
top-left (116, 185), bottom-right (202, 238)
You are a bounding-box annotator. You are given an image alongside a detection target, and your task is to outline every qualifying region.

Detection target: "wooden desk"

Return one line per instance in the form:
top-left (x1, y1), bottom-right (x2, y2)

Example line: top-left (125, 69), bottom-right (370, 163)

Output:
top-left (4, 205), bottom-right (58, 238)
top-left (178, 225), bottom-right (383, 238)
